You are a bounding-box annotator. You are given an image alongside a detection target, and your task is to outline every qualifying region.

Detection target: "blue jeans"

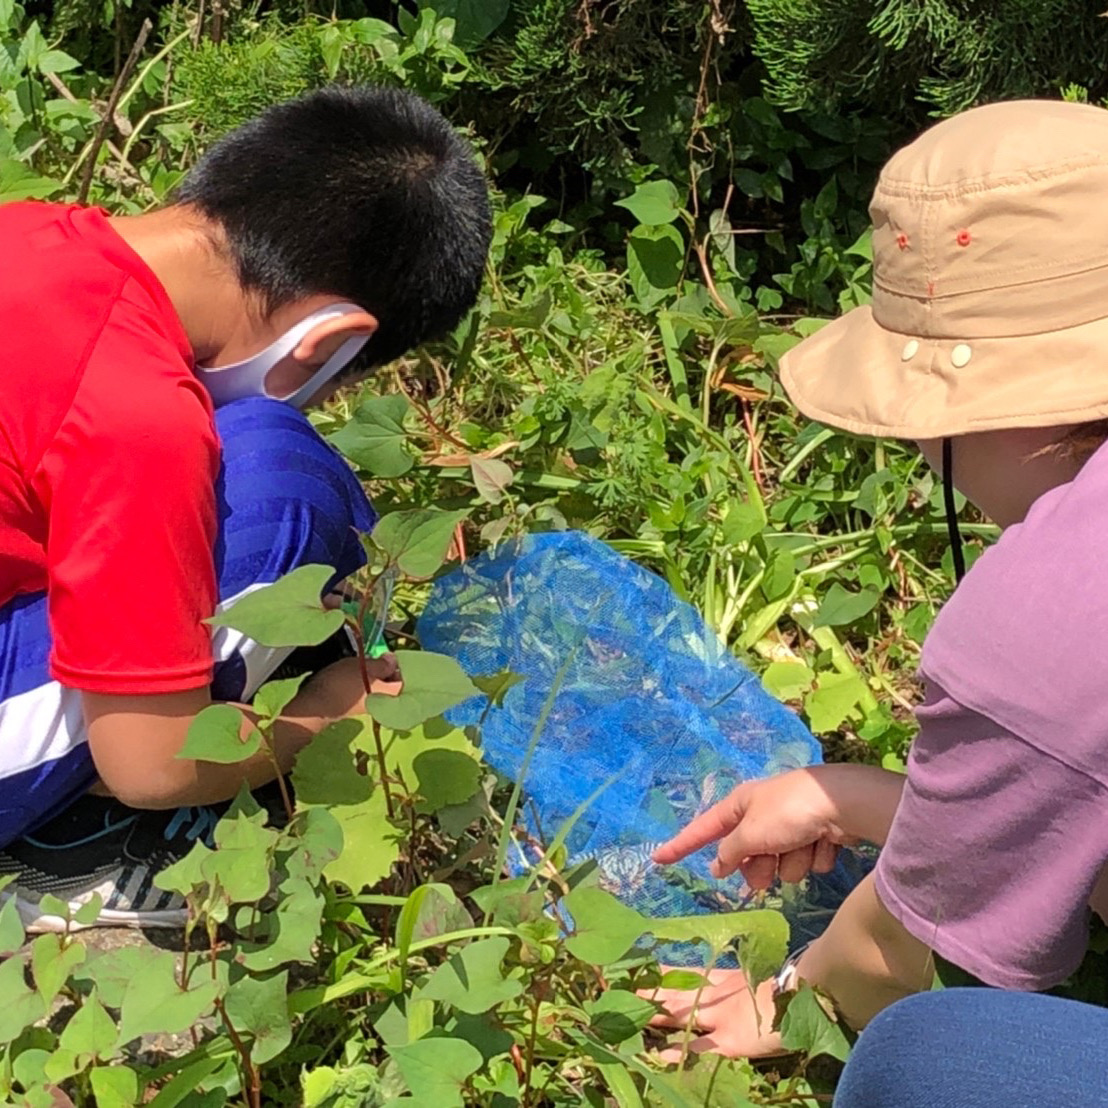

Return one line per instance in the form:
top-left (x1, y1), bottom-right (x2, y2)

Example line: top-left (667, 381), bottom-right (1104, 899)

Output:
top-left (834, 989), bottom-right (1108, 1107)
top-left (0, 398), bottom-right (375, 847)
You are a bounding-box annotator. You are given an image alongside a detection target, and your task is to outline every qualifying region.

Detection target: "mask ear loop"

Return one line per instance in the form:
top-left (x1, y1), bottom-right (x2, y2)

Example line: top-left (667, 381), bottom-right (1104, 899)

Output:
top-left (942, 437), bottom-right (966, 584)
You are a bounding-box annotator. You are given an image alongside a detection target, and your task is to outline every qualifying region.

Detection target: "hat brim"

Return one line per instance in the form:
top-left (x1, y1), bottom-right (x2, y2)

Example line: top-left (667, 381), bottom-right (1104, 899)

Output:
top-left (778, 305), bottom-right (1108, 440)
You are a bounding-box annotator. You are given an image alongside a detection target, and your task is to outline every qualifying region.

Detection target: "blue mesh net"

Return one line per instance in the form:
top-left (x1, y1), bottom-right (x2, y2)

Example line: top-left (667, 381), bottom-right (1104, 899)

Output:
top-left (417, 531), bottom-right (872, 958)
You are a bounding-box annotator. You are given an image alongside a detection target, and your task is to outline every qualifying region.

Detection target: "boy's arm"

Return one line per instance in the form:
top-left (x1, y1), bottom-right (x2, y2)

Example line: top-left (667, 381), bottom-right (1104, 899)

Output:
top-left (84, 656), bottom-right (395, 808)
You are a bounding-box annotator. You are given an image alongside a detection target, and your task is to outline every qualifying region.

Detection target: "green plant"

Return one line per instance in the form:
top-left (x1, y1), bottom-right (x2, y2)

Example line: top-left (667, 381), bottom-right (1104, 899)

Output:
top-left (746, 0), bottom-right (1108, 116)
top-left (0, 509), bottom-right (854, 1107)
top-left (0, 1), bottom-right (1036, 1100)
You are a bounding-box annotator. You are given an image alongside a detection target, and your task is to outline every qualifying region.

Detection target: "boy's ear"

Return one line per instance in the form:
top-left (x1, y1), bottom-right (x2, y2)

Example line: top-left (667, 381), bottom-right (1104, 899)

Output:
top-left (294, 309), bottom-right (378, 364)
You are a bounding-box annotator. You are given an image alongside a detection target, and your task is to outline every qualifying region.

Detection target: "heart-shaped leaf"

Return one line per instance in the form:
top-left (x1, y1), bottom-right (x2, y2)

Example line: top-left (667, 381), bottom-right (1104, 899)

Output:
top-left (616, 180), bottom-right (682, 225)
top-left (563, 887), bottom-right (647, 965)
top-left (329, 394), bottom-right (413, 477)
top-left (371, 509), bottom-right (469, 578)
top-left (418, 937), bottom-right (523, 1014)
top-left (177, 704), bottom-right (259, 764)
top-left (206, 565), bottom-right (344, 647)
top-left (364, 651), bottom-right (479, 731)
top-left (387, 1035), bottom-right (483, 1106)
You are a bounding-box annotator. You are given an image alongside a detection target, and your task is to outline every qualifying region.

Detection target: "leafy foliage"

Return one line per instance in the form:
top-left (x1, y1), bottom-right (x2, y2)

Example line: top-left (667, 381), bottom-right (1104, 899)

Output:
top-left (746, 0), bottom-right (1108, 117)
top-left (5, 0), bottom-right (1072, 1103)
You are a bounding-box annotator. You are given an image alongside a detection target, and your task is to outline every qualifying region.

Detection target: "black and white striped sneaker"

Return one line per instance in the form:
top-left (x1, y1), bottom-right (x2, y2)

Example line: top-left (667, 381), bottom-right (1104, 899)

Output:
top-left (0, 797), bottom-right (219, 932)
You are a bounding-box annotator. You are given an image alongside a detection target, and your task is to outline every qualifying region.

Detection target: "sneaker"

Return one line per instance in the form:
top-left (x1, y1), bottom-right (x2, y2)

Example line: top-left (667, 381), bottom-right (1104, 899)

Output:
top-left (0, 797), bottom-right (219, 933)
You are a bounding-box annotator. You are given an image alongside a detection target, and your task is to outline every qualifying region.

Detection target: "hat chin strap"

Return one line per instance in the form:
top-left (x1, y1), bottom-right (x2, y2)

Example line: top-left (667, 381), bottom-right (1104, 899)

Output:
top-left (942, 437), bottom-right (966, 584)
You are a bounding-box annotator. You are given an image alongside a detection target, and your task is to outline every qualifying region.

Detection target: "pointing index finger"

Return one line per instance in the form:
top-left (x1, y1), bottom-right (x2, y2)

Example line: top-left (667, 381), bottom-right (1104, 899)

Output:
top-left (651, 790), bottom-right (747, 865)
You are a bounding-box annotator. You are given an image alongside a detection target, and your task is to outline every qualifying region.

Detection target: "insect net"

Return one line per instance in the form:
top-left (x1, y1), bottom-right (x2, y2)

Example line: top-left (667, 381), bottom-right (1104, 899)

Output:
top-left (416, 531), bottom-right (873, 958)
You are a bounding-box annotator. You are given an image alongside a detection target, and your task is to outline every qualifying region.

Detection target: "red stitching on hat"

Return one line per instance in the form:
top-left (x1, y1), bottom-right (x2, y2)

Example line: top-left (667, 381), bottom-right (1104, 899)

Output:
top-left (956, 229), bottom-right (971, 247)
top-left (927, 280), bottom-right (935, 296)
top-left (897, 233), bottom-right (909, 250)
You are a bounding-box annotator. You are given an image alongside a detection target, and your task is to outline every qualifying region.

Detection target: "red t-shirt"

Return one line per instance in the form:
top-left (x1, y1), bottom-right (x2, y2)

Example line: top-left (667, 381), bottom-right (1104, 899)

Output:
top-left (0, 201), bottom-right (219, 693)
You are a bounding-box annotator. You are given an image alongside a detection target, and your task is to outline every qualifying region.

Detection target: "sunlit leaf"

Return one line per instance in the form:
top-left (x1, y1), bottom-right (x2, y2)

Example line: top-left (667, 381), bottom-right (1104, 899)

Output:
top-left (364, 651), bottom-right (479, 731)
top-left (30, 933), bottom-right (85, 1005)
top-left (177, 704), bottom-right (259, 764)
top-left (224, 971), bottom-right (291, 1064)
top-left (650, 909), bottom-right (788, 985)
top-left (89, 1066), bottom-right (140, 1108)
top-left (418, 937), bottom-right (523, 1014)
top-left (761, 661), bottom-right (815, 702)
top-left (616, 180), bottom-right (682, 225)
top-left (563, 887), bottom-right (647, 965)
top-left (805, 672), bottom-right (868, 733)
top-left (117, 962), bottom-right (220, 1044)
top-left (0, 954), bottom-right (46, 1043)
top-left (57, 988), bottom-right (117, 1062)
top-left (0, 894), bottom-right (24, 954)
top-left (291, 720), bottom-right (403, 892)
top-left (253, 673), bottom-right (310, 721)
top-left (0, 157), bottom-right (59, 202)
top-left (778, 984), bottom-right (851, 1061)
top-left (371, 509), bottom-right (469, 578)
top-left (329, 394), bottom-right (413, 477)
top-left (387, 1034), bottom-right (483, 1106)
top-left (206, 565), bottom-right (344, 647)
top-left (722, 500), bottom-right (765, 545)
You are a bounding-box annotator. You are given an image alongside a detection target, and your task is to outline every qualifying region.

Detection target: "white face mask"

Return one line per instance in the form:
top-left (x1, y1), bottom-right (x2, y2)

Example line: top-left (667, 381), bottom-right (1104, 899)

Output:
top-left (196, 302), bottom-right (370, 409)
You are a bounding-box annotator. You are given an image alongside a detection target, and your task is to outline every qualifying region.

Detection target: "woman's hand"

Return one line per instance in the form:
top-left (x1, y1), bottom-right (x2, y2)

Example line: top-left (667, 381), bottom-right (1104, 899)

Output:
top-left (653, 764), bottom-right (902, 890)
top-left (647, 969), bottom-right (785, 1060)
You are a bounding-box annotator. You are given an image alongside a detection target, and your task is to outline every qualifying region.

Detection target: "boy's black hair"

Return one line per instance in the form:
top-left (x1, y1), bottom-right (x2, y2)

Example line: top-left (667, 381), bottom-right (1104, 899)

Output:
top-left (176, 85), bottom-right (491, 368)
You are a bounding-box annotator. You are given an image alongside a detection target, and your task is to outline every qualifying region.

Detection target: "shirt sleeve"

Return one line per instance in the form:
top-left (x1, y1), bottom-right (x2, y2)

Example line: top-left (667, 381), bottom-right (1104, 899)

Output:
top-left (875, 679), bottom-right (1107, 991)
top-left (35, 301), bottom-right (220, 694)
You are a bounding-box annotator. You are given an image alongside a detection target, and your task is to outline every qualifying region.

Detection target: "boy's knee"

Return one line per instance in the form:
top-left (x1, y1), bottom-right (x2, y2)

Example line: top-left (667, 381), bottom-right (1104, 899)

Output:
top-left (214, 397), bottom-right (376, 589)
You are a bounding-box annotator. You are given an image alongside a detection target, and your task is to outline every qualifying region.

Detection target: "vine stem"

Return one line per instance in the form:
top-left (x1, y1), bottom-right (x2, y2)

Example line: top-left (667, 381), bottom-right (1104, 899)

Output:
top-left (214, 997), bottom-right (261, 1108)
top-left (76, 18), bottom-right (151, 204)
top-left (519, 977), bottom-right (544, 1108)
top-left (369, 719), bottom-right (396, 820)
top-left (345, 610), bottom-right (396, 820)
top-left (260, 730), bottom-right (295, 822)
top-left (208, 926), bottom-right (261, 1108)
top-left (741, 399), bottom-right (767, 493)
top-left (392, 370), bottom-right (471, 450)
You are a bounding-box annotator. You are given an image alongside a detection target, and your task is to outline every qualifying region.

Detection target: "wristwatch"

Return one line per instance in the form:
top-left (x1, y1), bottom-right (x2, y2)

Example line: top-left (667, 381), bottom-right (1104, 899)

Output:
top-left (772, 942), bottom-right (810, 999)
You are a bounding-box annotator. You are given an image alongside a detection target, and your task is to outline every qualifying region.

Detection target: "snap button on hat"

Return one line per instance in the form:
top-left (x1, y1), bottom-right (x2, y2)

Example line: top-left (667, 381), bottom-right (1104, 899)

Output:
top-left (950, 344), bottom-right (972, 368)
top-left (779, 100), bottom-right (1108, 439)
top-left (901, 340), bottom-right (919, 360)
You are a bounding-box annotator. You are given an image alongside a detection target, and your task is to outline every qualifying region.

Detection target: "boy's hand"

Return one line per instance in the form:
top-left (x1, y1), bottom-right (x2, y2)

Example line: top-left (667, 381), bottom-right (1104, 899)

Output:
top-left (305, 654), bottom-right (402, 720)
top-left (647, 969), bottom-right (785, 1060)
top-left (652, 765), bottom-right (886, 890)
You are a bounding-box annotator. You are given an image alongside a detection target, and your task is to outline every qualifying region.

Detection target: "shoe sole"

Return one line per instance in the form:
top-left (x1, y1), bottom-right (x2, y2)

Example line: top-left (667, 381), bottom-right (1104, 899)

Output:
top-left (4, 892), bottom-right (187, 934)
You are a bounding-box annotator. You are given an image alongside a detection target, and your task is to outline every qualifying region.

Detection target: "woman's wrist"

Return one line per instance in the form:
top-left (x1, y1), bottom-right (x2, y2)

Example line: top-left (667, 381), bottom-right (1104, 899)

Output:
top-left (808, 763), bottom-right (906, 847)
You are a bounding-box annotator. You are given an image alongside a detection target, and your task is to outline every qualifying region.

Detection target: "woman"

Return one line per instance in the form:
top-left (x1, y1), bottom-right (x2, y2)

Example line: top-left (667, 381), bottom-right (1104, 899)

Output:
top-left (652, 98), bottom-right (1108, 1104)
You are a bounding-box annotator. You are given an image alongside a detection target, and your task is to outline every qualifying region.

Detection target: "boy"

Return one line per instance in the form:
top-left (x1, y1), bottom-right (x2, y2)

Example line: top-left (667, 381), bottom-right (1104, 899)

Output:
top-left (0, 85), bottom-right (491, 930)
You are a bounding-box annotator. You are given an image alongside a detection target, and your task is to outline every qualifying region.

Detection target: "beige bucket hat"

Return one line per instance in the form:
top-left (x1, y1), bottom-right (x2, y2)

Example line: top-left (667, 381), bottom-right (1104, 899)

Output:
top-left (779, 99), bottom-right (1108, 440)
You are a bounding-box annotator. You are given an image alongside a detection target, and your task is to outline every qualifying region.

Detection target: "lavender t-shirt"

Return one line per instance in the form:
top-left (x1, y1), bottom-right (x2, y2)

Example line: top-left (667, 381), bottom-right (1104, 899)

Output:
top-left (875, 441), bottom-right (1108, 990)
